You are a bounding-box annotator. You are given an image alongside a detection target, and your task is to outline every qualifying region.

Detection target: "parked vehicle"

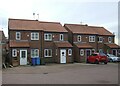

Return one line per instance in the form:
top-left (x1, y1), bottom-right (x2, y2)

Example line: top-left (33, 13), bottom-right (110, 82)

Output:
top-left (107, 54), bottom-right (120, 62)
top-left (86, 53), bottom-right (108, 64)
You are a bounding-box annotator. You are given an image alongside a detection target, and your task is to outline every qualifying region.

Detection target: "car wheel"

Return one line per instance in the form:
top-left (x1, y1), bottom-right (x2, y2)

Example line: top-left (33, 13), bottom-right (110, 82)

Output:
top-left (95, 60), bottom-right (99, 64)
top-left (86, 59), bottom-right (89, 63)
top-left (110, 59), bottom-right (113, 62)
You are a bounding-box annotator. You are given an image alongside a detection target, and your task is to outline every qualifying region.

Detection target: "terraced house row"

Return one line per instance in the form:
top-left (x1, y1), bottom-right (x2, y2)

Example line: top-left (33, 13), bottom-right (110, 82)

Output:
top-left (8, 18), bottom-right (120, 66)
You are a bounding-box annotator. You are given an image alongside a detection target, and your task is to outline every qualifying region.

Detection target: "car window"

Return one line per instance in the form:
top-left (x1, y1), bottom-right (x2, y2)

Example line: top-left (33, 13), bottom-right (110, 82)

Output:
top-left (91, 54), bottom-right (97, 56)
top-left (109, 54), bottom-right (115, 57)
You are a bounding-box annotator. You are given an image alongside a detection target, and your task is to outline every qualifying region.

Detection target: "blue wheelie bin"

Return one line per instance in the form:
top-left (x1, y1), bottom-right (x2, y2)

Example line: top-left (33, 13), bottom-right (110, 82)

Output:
top-left (36, 57), bottom-right (40, 65)
top-left (31, 57), bottom-right (36, 66)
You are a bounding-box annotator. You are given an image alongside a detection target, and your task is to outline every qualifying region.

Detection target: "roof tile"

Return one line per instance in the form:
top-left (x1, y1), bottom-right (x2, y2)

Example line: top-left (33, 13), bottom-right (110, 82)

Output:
top-left (54, 41), bottom-right (73, 48)
top-left (10, 40), bottom-right (30, 47)
top-left (74, 43), bottom-right (93, 48)
top-left (64, 24), bottom-right (114, 36)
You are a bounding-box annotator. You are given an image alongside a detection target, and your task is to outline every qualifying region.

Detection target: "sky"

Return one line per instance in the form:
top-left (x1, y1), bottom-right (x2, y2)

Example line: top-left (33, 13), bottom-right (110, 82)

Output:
top-left (0, 0), bottom-right (119, 44)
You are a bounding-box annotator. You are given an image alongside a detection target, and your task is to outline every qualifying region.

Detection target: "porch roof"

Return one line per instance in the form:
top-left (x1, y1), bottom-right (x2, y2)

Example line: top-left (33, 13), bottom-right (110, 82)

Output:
top-left (74, 43), bottom-right (93, 48)
top-left (105, 43), bottom-right (120, 48)
top-left (54, 41), bottom-right (73, 48)
top-left (9, 40), bottom-right (30, 47)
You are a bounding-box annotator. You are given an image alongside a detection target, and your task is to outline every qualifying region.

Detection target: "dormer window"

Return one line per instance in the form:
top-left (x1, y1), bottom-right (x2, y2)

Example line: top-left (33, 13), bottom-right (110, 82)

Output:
top-left (16, 32), bottom-right (21, 40)
top-left (60, 34), bottom-right (64, 41)
top-left (77, 35), bottom-right (81, 42)
top-left (108, 37), bottom-right (112, 43)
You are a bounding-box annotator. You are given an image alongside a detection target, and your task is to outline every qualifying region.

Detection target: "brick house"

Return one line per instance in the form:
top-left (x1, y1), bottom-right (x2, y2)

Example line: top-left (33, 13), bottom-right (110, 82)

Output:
top-left (8, 19), bottom-right (73, 66)
top-left (39, 21), bottom-right (73, 64)
top-left (64, 24), bottom-right (120, 63)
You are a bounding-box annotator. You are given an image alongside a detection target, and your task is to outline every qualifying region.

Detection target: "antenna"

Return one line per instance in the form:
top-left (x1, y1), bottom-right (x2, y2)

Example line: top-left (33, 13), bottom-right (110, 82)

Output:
top-left (33, 13), bottom-right (35, 20)
top-left (37, 14), bottom-right (39, 20)
top-left (80, 21), bottom-right (83, 25)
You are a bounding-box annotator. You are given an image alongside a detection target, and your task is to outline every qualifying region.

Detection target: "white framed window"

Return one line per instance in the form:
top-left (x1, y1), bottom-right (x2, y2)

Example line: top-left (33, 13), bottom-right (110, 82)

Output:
top-left (108, 37), bottom-right (112, 43)
top-left (60, 34), bottom-right (64, 41)
top-left (12, 49), bottom-right (17, 57)
top-left (31, 49), bottom-right (39, 57)
top-left (77, 35), bottom-right (81, 42)
top-left (44, 49), bottom-right (52, 57)
top-left (89, 36), bottom-right (95, 42)
top-left (98, 37), bottom-right (103, 43)
top-left (31, 32), bottom-right (39, 40)
top-left (16, 32), bottom-right (21, 40)
top-left (68, 49), bottom-right (72, 56)
top-left (44, 33), bottom-right (52, 41)
top-left (80, 49), bottom-right (84, 56)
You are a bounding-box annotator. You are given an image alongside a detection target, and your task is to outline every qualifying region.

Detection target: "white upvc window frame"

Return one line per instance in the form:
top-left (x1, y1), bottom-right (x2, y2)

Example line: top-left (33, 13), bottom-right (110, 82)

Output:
top-left (44, 33), bottom-right (52, 41)
top-left (31, 49), bottom-right (39, 57)
top-left (12, 49), bottom-right (17, 57)
top-left (44, 49), bottom-right (52, 57)
top-left (80, 49), bottom-right (84, 56)
top-left (89, 36), bottom-right (95, 42)
top-left (108, 37), bottom-right (112, 43)
top-left (98, 37), bottom-right (103, 43)
top-left (31, 32), bottom-right (39, 40)
top-left (60, 34), bottom-right (64, 41)
top-left (68, 49), bottom-right (72, 56)
top-left (16, 32), bottom-right (21, 40)
top-left (77, 35), bottom-right (81, 42)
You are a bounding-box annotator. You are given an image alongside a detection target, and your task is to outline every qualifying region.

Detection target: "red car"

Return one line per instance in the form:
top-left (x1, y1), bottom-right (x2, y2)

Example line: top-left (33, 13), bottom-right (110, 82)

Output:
top-left (86, 53), bottom-right (108, 64)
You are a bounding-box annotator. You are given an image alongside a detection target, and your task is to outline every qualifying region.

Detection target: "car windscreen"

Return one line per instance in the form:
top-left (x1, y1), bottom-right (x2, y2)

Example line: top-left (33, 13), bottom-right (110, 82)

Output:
top-left (99, 53), bottom-right (106, 56)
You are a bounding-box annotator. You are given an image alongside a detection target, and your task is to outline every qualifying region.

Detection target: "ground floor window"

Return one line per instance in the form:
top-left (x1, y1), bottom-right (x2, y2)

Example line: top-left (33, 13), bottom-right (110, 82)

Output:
top-left (112, 49), bottom-right (117, 56)
top-left (80, 49), bottom-right (84, 56)
top-left (31, 49), bottom-right (39, 57)
top-left (68, 49), bottom-right (72, 56)
top-left (12, 49), bottom-right (17, 57)
top-left (44, 49), bottom-right (52, 57)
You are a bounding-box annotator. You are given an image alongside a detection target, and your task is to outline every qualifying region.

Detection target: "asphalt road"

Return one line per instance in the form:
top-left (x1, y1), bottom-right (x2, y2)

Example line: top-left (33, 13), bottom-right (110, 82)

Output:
top-left (2, 63), bottom-right (118, 84)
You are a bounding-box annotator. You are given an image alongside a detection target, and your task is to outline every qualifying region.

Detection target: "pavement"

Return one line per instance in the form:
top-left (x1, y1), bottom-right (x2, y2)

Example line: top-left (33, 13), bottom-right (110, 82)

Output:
top-left (2, 63), bottom-right (119, 84)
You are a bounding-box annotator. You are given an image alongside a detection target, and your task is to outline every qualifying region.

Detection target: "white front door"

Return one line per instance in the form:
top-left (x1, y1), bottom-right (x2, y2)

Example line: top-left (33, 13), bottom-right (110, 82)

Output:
top-left (60, 49), bottom-right (66, 63)
top-left (20, 50), bottom-right (27, 65)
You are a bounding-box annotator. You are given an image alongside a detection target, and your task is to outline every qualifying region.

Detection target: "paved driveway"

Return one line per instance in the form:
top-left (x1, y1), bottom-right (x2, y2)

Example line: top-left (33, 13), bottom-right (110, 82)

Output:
top-left (2, 63), bottom-right (118, 84)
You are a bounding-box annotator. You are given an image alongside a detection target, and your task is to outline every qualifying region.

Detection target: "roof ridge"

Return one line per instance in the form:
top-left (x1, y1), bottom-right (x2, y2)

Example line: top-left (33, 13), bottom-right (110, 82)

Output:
top-left (9, 18), bottom-right (38, 22)
top-left (39, 21), bottom-right (60, 24)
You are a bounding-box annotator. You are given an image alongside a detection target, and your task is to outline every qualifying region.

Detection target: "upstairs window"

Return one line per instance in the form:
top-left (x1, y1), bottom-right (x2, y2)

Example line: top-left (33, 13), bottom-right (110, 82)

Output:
top-left (31, 32), bottom-right (39, 40)
top-left (31, 49), bottom-right (39, 57)
top-left (60, 34), bottom-right (64, 41)
top-left (77, 35), bottom-right (81, 42)
top-left (68, 49), bottom-right (72, 56)
top-left (89, 36), bottom-right (95, 42)
top-left (12, 49), bottom-right (17, 57)
top-left (108, 37), bottom-right (112, 43)
top-left (16, 32), bottom-right (21, 40)
top-left (44, 33), bottom-right (52, 41)
top-left (98, 37), bottom-right (103, 43)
